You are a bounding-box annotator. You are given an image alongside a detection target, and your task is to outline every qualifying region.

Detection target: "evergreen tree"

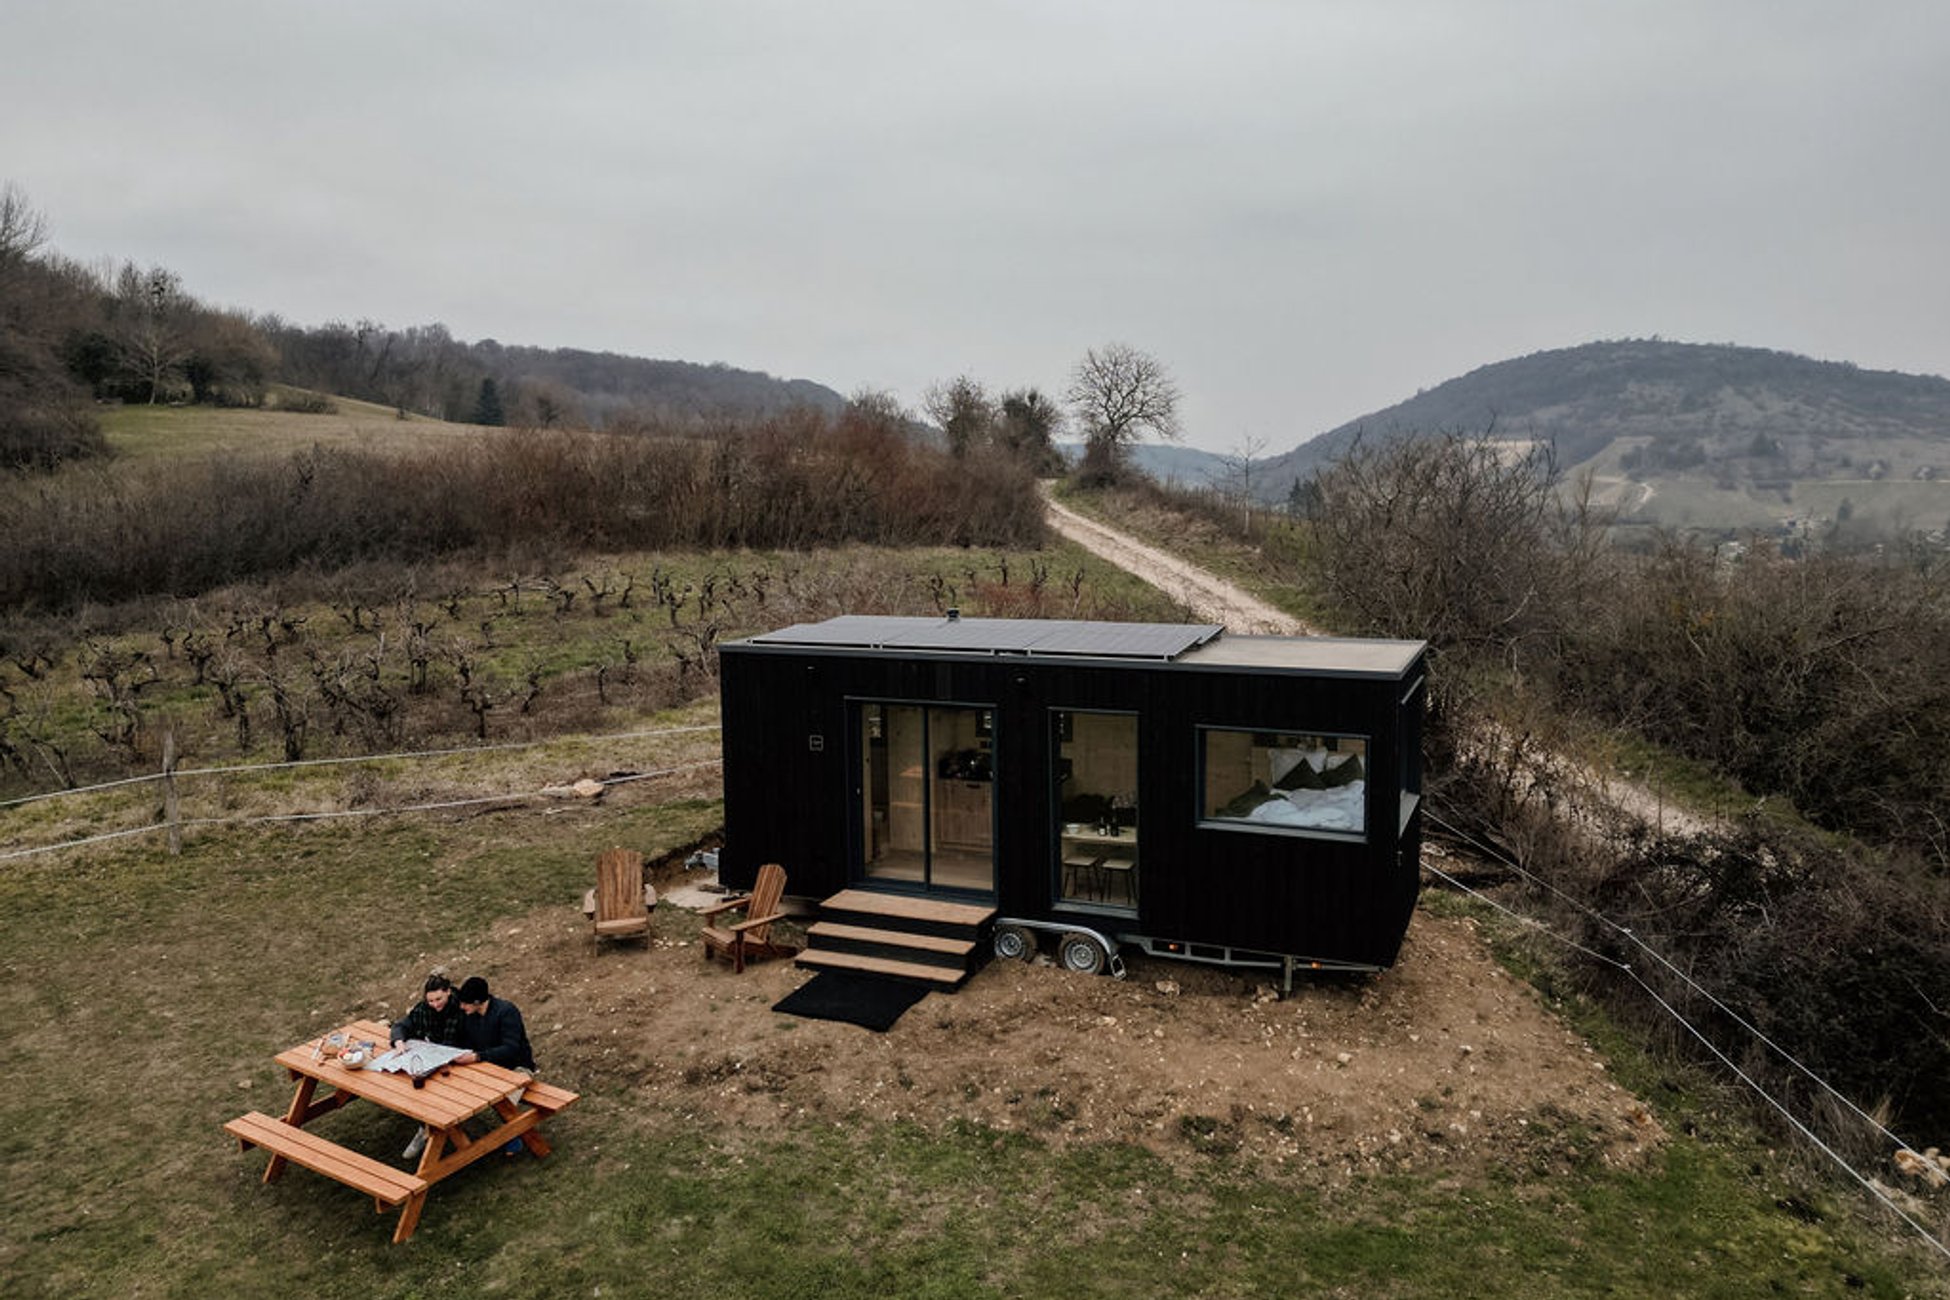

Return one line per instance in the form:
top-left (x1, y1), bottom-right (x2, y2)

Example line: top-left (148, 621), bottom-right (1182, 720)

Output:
top-left (473, 377), bottom-right (504, 426)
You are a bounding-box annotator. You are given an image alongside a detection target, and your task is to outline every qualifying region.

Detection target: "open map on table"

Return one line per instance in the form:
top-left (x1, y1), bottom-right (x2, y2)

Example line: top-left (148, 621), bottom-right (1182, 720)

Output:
top-left (371, 1040), bottom-right (469, 1079)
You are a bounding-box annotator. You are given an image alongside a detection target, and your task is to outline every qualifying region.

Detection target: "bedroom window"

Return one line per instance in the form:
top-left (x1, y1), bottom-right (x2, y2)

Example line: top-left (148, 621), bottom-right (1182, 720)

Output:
top-left (1199, 728), bottom-right (1368, 837)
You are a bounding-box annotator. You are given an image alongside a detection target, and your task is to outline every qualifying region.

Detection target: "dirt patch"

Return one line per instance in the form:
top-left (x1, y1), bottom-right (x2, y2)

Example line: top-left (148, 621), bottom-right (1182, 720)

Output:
top-left (403, 858), bottom-right (1662, 1184)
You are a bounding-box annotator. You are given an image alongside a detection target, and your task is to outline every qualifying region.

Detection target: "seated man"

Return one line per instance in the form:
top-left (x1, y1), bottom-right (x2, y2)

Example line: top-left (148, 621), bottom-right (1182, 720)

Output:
top-left (454, 975), bottom-right (537, 1154)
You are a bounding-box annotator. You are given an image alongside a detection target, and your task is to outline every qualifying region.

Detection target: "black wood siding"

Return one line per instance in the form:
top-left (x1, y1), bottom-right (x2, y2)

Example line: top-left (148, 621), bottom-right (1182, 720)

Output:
top-left (719, 642), bottom-right (1425, 969)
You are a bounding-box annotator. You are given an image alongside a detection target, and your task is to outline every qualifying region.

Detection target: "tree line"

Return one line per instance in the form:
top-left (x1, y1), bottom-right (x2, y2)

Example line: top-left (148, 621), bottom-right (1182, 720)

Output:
top-left (3, 181), bottom-right (1192, 489)
top-left (0, 183), bottom-right (856, 469)
top-left (0, 400), bottom-right (1045, 615)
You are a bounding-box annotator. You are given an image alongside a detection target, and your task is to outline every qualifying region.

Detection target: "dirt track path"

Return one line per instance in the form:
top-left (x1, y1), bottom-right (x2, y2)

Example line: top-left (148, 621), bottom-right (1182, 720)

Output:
top-left (1041, 485), bottom-right (1309, 634)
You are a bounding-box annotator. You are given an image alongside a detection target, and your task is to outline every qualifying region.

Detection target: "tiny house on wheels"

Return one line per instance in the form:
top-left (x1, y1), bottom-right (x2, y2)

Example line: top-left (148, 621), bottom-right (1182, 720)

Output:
top-left (716, 615), bottom-right (1428, 986)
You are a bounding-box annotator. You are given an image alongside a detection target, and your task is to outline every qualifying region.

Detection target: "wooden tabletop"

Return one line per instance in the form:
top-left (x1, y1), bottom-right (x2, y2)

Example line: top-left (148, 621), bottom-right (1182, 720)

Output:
top-left (1061, 826), bottom-right (1137, 848)
top-left (276, 1019), bottom-right (529, 1130)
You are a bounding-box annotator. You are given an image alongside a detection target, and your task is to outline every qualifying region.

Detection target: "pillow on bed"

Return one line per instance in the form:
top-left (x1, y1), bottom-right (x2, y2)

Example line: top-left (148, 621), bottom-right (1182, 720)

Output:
top-left (1319, 752), bottom-right (1364, 788)
top-left (1216, 781), bottom-right (1271, 818)
top-left (1273, 758), bottom-right (1325, 791)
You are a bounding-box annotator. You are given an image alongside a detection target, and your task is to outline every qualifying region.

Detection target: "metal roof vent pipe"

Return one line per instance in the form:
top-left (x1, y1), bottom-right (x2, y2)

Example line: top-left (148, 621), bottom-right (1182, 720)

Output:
top-left (946, 608), bottom-right (960, 621)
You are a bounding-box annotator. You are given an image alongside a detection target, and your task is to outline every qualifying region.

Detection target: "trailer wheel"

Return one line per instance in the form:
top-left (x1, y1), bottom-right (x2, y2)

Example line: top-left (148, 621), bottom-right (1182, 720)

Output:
top-left (993, 924), bottom-right (1037, 963)
top-left (1057, 931), bottom-right (1109, 976)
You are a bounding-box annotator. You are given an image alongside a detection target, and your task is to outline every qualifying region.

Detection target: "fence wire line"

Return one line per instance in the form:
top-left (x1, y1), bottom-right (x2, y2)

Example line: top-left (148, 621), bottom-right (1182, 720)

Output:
top-left (0, 724), bottom-right (723, 811)
top-left (1426, 809), bottom-right (1913, 1155)
top-left (0, 760), bottom-right (722, 863)
top-left (1423, 835), bottom-right (1949, 1262)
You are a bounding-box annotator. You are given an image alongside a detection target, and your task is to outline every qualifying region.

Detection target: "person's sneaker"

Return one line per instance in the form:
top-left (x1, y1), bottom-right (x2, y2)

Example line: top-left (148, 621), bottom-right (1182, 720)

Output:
top-left (402, 1128), bottom-right (427, 1160)
top-left (501, 1138), bottom-right (525, 1157)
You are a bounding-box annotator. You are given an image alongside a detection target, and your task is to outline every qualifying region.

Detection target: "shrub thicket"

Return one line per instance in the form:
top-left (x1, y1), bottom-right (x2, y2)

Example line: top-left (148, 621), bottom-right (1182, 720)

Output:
top-left (1440, 733), bottom-right (1950, 1141)
top-left (1556, 541), bottom-right (1950, 857)
top-left (0, 335), bottom-right (107, 469)
top-left (1260, 433), bottom-right (1947, 864)
top-left (1591, 820), bottom-right (1949, 1137)
top-left (1131, 433), bottom-right (1949, 1142)
top-left (0, 411), bottom-right (1044, 613)
top-left (1307, 439), bottom-right (1950, 1140)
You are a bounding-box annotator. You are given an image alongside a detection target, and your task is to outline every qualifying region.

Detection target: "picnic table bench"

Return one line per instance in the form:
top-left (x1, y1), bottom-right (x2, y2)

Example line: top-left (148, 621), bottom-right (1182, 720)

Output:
top-left (226, 1111), bottom-right (428, 1211)
top-left (227, 1017), bottom-right (577, 1243)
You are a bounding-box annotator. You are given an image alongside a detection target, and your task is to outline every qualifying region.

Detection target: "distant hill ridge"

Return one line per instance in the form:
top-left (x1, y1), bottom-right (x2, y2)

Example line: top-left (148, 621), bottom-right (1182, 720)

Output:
top-left (1243, 340), bottom-right (1950, 532)
top-left (1261, 339), bottom-right (1950, 481)
top-left (480, 341), bottom-right (846, 423)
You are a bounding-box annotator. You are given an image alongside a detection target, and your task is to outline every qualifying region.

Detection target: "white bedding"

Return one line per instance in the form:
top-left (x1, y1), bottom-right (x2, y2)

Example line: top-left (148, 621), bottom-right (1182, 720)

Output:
top-left (1245, 779), bottom-right (1365, 832)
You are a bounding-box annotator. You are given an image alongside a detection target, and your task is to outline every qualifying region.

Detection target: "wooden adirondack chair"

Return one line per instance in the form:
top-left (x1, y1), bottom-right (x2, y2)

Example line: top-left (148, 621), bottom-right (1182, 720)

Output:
top-left (582, 847), bottom-right (656, 950)
top-left (699, 862), bottom-right (797, 973)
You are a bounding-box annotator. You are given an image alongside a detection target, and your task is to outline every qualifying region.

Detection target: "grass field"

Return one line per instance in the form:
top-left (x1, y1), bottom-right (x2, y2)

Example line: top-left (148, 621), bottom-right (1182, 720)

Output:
top-left (99, 391), bottom-right (482, 461)
top-left (2, 743), bottom-right (1943, 1298)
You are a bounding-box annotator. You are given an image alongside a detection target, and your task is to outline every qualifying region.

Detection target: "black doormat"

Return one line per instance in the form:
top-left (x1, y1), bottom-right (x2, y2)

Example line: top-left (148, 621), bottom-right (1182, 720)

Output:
top-left (772, 971), bottom-right (932, 1032)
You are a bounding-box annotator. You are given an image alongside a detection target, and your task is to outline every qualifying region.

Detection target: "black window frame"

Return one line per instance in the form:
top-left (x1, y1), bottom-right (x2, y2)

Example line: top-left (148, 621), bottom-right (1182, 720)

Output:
top-left (1194, 723), bottom-right (1372, 843)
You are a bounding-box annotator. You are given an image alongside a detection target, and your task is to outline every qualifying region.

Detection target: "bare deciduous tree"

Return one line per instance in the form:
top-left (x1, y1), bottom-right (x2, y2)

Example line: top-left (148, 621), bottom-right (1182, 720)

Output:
top-left (111, 262), bottom-right (193, 404)
top-left (1064, 343), bottom-right (1182, 468)
top-left (0, 181), bottom-right (50, 282)
top-left (0, 183), bottom-right (108, 468)
top-left (513, 379), bottom-right (584, 430)
top-left (1307, 430), bottom-right (1609, 677)
top-left (1213, 433), bottom-right (1268, 530)
top-left (841, 387), bottom-right (909, 435)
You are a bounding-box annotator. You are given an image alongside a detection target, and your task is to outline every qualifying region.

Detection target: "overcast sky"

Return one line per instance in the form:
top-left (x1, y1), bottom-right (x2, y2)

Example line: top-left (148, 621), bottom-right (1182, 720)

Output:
top-left (6, 1), bottom-right (1948, 453)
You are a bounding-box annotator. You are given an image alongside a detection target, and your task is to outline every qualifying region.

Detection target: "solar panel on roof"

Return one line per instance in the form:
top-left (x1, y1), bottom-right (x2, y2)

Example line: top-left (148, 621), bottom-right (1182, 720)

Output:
top-left (750, 615), bottom-right (915, 647)
top-left (745, 616), bottom-right (1223, 661)
top-left (888, 618), bottom-right (1049, 652)
top-left (1023, 621), bottom-right (1222, 658)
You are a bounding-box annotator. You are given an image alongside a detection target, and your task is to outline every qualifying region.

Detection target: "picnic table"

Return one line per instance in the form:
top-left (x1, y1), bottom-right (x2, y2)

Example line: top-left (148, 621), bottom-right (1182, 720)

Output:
top-left (225, 1018), bottom-right (577, 1243)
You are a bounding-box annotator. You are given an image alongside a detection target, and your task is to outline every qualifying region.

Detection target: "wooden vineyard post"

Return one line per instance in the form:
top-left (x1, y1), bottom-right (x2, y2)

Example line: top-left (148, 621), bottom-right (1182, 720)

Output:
top-left (163, 728), bottom-right (181, 855)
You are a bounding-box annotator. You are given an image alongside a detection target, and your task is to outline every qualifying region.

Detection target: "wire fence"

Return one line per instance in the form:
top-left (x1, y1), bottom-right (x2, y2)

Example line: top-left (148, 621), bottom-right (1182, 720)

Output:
top-left (1425, 808), bottom-right (1949, 1263)
top-left (0, 723), bottom-right (724, 811)
top-left (0, 724), bottom-right (724, 863)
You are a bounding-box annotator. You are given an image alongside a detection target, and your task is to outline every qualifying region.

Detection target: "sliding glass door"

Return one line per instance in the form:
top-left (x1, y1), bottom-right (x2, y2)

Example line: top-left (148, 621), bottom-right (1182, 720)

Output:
top-left (857, 702), bottom-right (995, 896)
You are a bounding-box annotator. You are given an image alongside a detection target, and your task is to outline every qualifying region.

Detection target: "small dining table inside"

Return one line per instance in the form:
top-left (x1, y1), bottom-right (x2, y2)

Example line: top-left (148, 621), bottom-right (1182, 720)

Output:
top-left (225, 1018), bottom-right (577, 1243)
top-left (1060, 824), bottom-right (1137, 905)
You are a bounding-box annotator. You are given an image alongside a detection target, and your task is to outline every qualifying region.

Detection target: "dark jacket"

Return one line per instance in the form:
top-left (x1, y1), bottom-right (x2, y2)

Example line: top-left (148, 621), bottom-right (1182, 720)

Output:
top-left (390, 997), bottom-right (464, 1048)
top-left (462, 996), bottom-right (536, 1071)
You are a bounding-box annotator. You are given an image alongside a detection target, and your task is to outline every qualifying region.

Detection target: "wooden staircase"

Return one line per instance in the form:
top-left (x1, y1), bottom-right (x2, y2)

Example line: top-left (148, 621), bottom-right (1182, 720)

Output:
top-left (799, 890), bottom-right (995, 990)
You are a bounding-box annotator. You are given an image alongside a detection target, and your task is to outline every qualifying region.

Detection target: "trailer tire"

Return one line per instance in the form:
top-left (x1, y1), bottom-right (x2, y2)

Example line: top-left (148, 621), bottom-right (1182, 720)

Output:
top-left (993, 924), bottom-right (1038, 963)
top-left (1057, 931), bottom-right (1108, 976)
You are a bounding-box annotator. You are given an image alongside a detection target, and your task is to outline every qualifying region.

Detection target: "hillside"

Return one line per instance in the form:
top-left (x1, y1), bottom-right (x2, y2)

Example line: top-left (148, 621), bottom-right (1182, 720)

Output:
top-left (476, 341), bottom-right (848, 424)
top-left (264, 321), bottom-right (849, 428)
top-left (1254, 340), bottom-right (1950, 535)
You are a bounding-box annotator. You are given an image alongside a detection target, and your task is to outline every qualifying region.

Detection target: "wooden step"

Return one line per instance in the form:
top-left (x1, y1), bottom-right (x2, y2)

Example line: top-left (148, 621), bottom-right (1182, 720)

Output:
top-left (820, 889), bottom-right (994, 927)
top-left (797, 949), bottom-right (968, 987)
top-left (807, 921), bottom-right (975, 957)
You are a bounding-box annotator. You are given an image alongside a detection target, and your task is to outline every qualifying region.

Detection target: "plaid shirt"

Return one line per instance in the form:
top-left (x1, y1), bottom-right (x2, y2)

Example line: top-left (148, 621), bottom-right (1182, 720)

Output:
top-left (389, 997), bottom-right (464, 1047)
